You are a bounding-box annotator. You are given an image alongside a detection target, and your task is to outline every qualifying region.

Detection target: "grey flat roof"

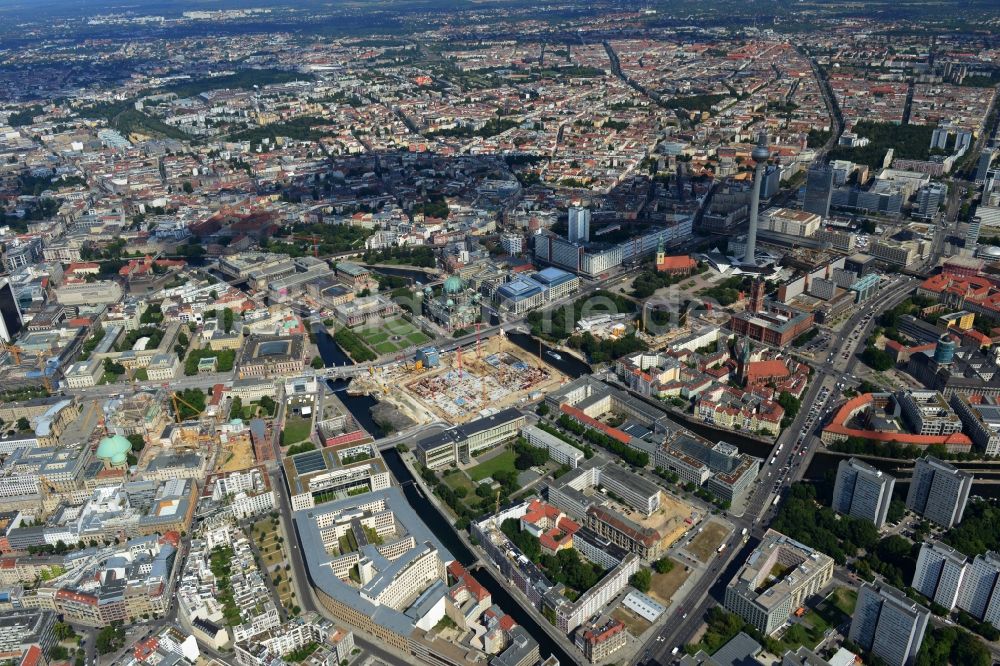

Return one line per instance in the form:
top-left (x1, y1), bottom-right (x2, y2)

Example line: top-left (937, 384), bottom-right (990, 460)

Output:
top-left (146, 451), bottom-right (201, 471)
top-left (711, 632), bottom-right (762, 666)
top-left (416, 408), bottom-right (523, 451)
top-left (294, 486), bottom-right (455, 637)
top-left (600, 463), bottom-right (661, 501)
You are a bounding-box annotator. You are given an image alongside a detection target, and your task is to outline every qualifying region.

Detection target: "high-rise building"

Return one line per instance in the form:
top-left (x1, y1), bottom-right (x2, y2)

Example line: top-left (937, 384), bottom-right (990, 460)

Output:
top-left (849, 582), bottom-right (930, 666)
top-left (956, 131), bottom-right (973, 153)
top-left (968, 215), bottom-right (982, 254)
top-left (958, 551), bottom-right (1000, 625)
top-left (803, 165), bottom-right (834, 218)
top-left (913, 183), bottom-right (946, 220)
top-left (567, 207), bottom-right (591, 244)
top-left (912, 541), bottom-right (968, 610)
top-left (931, 127), bottom-right (949, 151)
top-left (831, 457), bottom-right (896, 528)
top-left (743, 133), bottom-right (770, 266)
top-left (500, 233), bottom-right (523, 256)
top-left (905, 456), bottom-right (973, 528)
top-left (976, 149), bottom-right (995, 185)
top-left (762, 164), bottom-right (782, 199)
top-left (0, 279), bottom-right (23, 343)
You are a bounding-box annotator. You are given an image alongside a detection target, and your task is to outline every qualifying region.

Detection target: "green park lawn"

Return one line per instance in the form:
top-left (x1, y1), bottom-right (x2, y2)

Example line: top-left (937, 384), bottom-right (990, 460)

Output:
top-left (443, 470), bottom-right (476, 494)
top-left (469, 450), bottom-right (518, 482)
top-left (282, 416), bottom-right (312, 445)
top-left (354, 318), bottom-right (432, 356)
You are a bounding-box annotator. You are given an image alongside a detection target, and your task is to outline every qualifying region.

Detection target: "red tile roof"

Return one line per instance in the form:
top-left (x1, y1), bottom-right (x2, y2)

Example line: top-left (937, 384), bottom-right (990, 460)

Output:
top-left (656, 255), bottom-right (697, 273)
top-left (824, 393), bottom-right (973, 449)
top-left (20, 645), bottom-right (42, 666)
top-left (744, 360), bottom-right (790, 384)
top-left (559, 404), bottom-right (631, 444)
top-left (447, 561), bottom-right (490, 602)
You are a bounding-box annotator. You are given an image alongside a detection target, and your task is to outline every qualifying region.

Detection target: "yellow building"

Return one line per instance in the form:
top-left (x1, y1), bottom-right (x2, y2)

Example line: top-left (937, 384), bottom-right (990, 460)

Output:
top-left (939, 310), bottom-right (975, 331)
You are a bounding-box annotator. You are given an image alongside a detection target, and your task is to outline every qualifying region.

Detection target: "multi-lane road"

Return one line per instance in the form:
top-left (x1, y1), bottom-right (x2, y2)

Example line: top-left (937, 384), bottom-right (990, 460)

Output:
top-left (639, 275), bottom-right (919, 665)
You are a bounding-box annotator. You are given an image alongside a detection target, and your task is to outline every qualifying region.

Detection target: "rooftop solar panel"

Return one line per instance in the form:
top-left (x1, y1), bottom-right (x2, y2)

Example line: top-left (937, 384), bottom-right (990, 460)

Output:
top-left (293, 450), bottom-right (328, 475)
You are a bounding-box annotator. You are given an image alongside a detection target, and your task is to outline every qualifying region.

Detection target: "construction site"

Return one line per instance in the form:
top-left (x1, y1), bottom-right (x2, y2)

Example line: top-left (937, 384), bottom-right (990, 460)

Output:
top-left (216, 430), bottom-right (256, 472)
top-left (346, 331), bottom-right (568, 425)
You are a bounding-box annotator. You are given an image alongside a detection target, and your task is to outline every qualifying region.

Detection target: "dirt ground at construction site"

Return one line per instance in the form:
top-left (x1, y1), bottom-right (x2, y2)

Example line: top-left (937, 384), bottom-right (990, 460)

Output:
top-left (589, 486), bottom-right (699, 552)
top-left (350, 334), bottom-right (569, 425)
top-left (216, 432), bottom-right (256, 473)
top-left (653, 492), bottom-right (700, 549)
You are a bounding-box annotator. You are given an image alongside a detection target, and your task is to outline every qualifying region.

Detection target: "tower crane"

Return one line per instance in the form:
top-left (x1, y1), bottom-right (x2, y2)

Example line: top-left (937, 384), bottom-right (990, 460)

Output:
top-left (171, 392), bottom-right (205, 423)
top-left (286, 235), bottom-right (323, 258)
top-left (36, 356), bottom-right (54, 393)
top-left (1, 342), bottom-right (24, 365)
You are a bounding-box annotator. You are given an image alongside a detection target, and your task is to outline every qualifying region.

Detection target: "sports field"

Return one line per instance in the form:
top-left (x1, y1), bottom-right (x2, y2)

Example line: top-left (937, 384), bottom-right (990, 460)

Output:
top-left (355, 318), bottom-right (431, 355)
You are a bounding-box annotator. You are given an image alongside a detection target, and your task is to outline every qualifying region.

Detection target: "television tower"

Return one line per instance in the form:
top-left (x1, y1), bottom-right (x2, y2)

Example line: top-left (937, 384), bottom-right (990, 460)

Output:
top-left (743, 132), bottom-right (770, 267)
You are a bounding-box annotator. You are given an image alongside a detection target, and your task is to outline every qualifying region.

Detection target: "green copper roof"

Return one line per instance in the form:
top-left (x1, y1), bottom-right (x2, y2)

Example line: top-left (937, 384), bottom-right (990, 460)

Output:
top-left (96, 434), bottom-right (131, 465)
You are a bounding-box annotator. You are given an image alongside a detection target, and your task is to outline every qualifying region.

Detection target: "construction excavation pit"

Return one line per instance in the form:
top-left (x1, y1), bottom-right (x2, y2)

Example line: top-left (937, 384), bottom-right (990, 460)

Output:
top-left (346, 333), bottom-right (569, 425)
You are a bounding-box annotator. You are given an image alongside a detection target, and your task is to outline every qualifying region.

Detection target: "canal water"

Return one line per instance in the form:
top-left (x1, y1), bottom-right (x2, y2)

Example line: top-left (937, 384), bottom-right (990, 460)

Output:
top-left (315, 326), bottom-right (579, 663)
top-left (380, 447), bottom-right (573, 665)
top-left (367, 265), bottom-right (438, 286)
top-left (313, 325), bottom-right (386, 437)
top-left (506, 331), bottom-right (592, 378)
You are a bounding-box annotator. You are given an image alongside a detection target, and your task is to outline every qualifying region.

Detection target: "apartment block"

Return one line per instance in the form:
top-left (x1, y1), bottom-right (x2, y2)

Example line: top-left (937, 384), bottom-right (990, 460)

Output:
top-left (898, 391), bottom-right (963, 436)
top-left (522, 424), bottom-right (584, 469)
top-left (905, 456), bottom-right (973, 528)
top-left (957, 551), bottom-right (1000, 625)
top-left (950, 393), bottom-right (1000, 457)
top-left (849, 582), bottom-right (929, 666)
top-left (831, 457), bottom-right (895, 528)
top-left (911, 541), bottom-right (968, 610)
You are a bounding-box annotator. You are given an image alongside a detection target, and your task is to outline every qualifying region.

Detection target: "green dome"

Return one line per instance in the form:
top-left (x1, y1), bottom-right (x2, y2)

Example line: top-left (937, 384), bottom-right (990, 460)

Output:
top-left (443, 276), bottom-right (463, 294)
top-left (96, 435), bottom-right (131, 465)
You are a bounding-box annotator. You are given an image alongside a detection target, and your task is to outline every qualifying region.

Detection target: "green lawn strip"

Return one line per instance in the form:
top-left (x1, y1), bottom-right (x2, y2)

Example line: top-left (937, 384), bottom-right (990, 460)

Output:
top-left (831, 587), bottom-right (857, 615)
top-left (385, 318), bottom-right (415, 334)
top-left (443, 471), bottom-right (475, 493)
top-left (469, 450), bottom-right (518, 482)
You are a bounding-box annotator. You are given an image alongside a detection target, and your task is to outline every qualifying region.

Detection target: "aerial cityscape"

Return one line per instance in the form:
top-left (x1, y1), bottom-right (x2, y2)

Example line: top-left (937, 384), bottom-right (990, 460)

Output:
top-left (1, 1), bottom-right (1000, 666)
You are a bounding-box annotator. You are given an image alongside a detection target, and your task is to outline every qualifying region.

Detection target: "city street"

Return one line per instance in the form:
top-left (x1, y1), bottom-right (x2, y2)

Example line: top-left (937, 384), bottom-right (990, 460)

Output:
top-left (638, 275), bottom-right (920, 665)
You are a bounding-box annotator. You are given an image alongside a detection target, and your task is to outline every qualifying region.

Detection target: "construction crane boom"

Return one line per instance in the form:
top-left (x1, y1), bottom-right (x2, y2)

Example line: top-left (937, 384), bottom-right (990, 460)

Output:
top-left (287, 234), bottom-right (322, 258)
top-left (2, 342), bottom-right (23, 365)
top-left (171, 392), bottom-right (204, 423)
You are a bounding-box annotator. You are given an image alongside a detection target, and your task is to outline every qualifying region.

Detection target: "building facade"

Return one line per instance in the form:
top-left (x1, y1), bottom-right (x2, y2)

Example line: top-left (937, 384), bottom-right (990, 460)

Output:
top-left (831, 457), bottom-right (895, 528)
top-left (849, 582), bottom-right (929, 666)
top-left (724, 530), bottom-right (834, 635)
top-left (912, 540), bottom-right (968, 610)
top-left (905, 456), bottom-right (972, 528)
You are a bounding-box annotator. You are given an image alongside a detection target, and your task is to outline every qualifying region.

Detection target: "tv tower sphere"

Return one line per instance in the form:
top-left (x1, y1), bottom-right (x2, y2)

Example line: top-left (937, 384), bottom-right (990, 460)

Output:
top-left (751, 140), bottom-right (770, 164)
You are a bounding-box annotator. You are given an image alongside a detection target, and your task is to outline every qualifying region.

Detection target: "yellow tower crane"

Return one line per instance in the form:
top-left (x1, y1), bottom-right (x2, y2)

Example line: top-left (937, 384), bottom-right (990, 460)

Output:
top-left (171, 392), bottom-right (205, 423)
top-left (2, 342), bottom-right (24, 365)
